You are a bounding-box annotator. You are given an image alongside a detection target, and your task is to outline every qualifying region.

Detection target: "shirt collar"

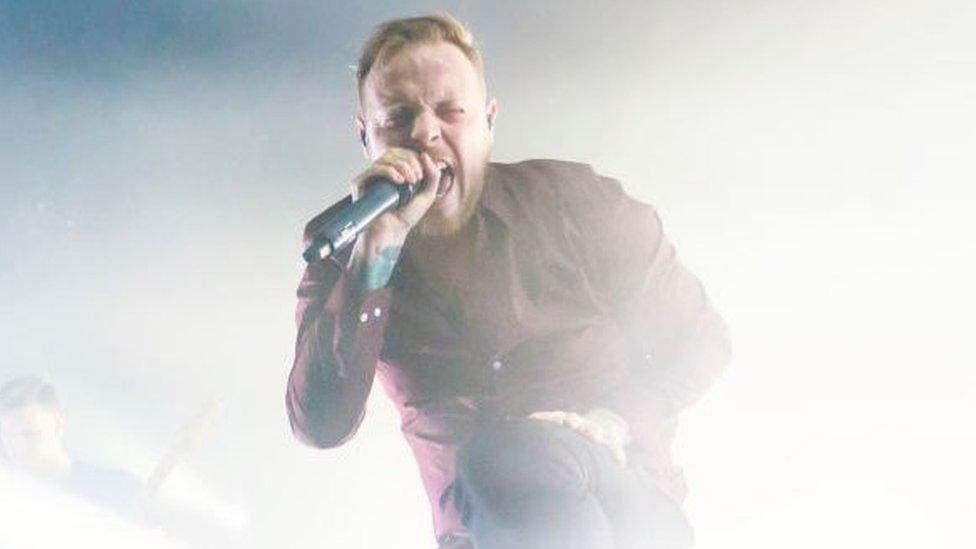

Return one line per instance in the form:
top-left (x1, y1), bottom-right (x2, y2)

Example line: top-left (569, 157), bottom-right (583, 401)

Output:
top-left (479, 162), bottom-right (518, 228)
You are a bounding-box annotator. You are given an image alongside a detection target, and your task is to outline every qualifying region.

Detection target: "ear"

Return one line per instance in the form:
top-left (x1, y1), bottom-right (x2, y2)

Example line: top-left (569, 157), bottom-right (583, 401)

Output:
top-left (486, 98), bottom-right (498, 133)
top-left (355, 115), bottom-right (369, 159)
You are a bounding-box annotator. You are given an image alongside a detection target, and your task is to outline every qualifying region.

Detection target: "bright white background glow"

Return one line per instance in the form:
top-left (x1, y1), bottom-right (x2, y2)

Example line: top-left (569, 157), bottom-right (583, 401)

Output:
top-left (1, 1), bottom-right (973, 547)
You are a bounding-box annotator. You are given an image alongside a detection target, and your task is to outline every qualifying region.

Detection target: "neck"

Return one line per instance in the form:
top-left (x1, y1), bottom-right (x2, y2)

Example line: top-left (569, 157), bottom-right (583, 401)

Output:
top-left (404, 212), bottom-right (480, 284)
top-left (408, 211), bottom-right (478, 258)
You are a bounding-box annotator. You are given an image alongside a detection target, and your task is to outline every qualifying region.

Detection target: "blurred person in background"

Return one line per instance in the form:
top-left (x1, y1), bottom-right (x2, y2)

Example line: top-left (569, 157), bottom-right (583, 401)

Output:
top-left (0, 375), bottom-right (148, 522)
top-left (287, 14), bottom-right (730, 549)
top-left (1, 376), bottom-right (242, 548)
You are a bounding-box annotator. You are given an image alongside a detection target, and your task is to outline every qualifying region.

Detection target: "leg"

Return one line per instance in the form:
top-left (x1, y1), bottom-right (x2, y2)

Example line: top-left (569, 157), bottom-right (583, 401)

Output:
top-left (594, 458), bottom-right (694, 549)
top-left (454, 419), bottom-right (614, 549)
top-left (453, 418), bottom-right (692, 549)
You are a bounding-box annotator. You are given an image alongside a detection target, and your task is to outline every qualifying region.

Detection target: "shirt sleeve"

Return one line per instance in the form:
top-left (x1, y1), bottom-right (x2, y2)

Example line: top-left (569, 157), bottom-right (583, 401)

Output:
top-left (558, 165), bottom-right (732, 427)
top-left (285, 213), bottom-right (393, 448)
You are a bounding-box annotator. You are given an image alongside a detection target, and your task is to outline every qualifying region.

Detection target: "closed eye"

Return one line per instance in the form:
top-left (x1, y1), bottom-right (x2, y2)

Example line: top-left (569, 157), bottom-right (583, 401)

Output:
top-left (380, 108), bottom-right (414, 130)
top-left (438, 106), bottom-right (466, 121)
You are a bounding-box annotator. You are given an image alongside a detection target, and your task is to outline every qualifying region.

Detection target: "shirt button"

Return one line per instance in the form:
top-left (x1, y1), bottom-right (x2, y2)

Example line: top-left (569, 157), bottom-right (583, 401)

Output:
top-left (491, 360), bottom-right (503, 371)
top-left (359, 312), bottom-right (369, 323)
top-left (373, 307), bottom-right (382, 318)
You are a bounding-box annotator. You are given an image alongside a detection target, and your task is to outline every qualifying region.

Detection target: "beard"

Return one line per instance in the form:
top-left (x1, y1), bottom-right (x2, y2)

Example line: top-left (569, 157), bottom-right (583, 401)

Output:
top-left (413, 160), bottom-right (488, 238)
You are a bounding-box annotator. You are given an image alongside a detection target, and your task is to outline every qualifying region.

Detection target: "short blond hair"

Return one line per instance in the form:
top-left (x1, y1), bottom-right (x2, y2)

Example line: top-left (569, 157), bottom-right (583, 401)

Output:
top-left (356, 14), bottom-right (484, 96)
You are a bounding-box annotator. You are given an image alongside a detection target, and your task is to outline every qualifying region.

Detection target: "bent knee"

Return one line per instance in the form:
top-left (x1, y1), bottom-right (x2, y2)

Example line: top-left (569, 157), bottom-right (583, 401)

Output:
top-left (455, 420), bottom-right (586, 499)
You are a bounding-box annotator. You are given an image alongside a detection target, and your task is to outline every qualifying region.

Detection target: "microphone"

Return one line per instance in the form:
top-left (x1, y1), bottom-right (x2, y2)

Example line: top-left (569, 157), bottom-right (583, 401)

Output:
top-left (302, 179), bottom-right (417, 263)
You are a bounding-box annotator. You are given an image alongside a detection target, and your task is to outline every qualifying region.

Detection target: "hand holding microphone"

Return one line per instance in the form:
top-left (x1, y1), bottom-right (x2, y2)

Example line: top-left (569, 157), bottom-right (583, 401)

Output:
top-left (302, 148), bottom-right (444, 291)
top-left (302, 148), bottom-right (443, 263)
top-left (351, 147), bottom-right (443, 245)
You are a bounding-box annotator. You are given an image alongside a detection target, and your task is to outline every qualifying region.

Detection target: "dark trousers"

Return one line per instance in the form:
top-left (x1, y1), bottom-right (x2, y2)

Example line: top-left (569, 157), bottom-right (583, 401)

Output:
top-left (452, 418), bottom-right (693, 549)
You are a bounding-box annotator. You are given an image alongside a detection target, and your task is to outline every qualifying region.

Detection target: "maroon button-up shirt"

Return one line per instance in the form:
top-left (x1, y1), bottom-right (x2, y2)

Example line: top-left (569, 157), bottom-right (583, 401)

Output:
top-left (287, 159), bottom-right (730, 544)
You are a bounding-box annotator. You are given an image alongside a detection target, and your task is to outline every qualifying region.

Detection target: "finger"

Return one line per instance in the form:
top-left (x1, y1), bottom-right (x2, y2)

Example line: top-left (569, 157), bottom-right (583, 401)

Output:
top-left (528, 411), bottom-right (568, 424)
top-left (576, 423), bottom-right (627, 466)
top-left (356, 163), bottom-right (406, 189)
top-left (418, 151), bottom-right (440, 189)
top-left (580, 421), bottom-right (606, 443)
top-left (530, 411), bottom-right (587, 435)
top-left (410, 152), bottom-right (440, 203)
top-left (562, 412), bottom-right (585, 431)
top-left (529, 411), bottom-right (625, 465)
top-left (394, 154), bottom-right (440, 227)
top-left (382, 148), bottom-right (421, 183)
top-left (400, 149), bottom-right (424, 183)
top-left (376, 158), bottom-right (414, 185)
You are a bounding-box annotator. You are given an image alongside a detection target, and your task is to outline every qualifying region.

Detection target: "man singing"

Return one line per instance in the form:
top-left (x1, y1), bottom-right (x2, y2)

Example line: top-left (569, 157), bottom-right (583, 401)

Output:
top-left (287, 14), bottom-right (730, 549)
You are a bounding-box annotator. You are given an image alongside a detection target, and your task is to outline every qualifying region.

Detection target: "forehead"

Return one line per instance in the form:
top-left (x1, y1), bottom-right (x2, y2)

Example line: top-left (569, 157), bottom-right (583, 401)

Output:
top-left (362, 41), bottom-right (484, 110)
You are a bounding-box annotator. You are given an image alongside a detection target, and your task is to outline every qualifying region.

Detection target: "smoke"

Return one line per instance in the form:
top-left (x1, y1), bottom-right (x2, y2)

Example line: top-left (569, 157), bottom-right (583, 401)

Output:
top-left (2, 1), bottom-right (974, 547)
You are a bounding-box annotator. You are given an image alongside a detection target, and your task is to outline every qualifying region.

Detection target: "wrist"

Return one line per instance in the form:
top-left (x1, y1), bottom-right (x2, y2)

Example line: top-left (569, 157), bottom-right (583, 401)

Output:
top-left (348, 232), bottom-right (406, 292)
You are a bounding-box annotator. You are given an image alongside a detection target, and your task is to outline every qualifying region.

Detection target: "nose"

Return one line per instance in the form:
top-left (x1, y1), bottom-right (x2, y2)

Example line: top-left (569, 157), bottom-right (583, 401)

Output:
top-left (409, 109), bottom-right (440, 146)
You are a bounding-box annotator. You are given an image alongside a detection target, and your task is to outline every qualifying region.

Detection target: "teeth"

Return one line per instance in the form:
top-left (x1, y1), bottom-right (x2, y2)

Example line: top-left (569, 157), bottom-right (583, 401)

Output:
top-left (433, 160), bottom-right (452, 198)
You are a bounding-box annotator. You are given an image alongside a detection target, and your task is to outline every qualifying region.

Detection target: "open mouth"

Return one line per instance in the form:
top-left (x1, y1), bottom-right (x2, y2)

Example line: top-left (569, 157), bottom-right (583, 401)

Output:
top-left (434, 160), bottom-right (455, 200)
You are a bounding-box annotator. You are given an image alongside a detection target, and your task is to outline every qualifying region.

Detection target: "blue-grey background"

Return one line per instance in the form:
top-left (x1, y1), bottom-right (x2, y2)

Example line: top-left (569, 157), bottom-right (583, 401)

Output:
top-left (2, 1), bottom-right (974, 547)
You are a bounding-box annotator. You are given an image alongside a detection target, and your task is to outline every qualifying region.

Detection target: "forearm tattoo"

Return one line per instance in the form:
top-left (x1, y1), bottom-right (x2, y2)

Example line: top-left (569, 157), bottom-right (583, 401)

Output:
top-left (355, 245), bottom-right (402, 291)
